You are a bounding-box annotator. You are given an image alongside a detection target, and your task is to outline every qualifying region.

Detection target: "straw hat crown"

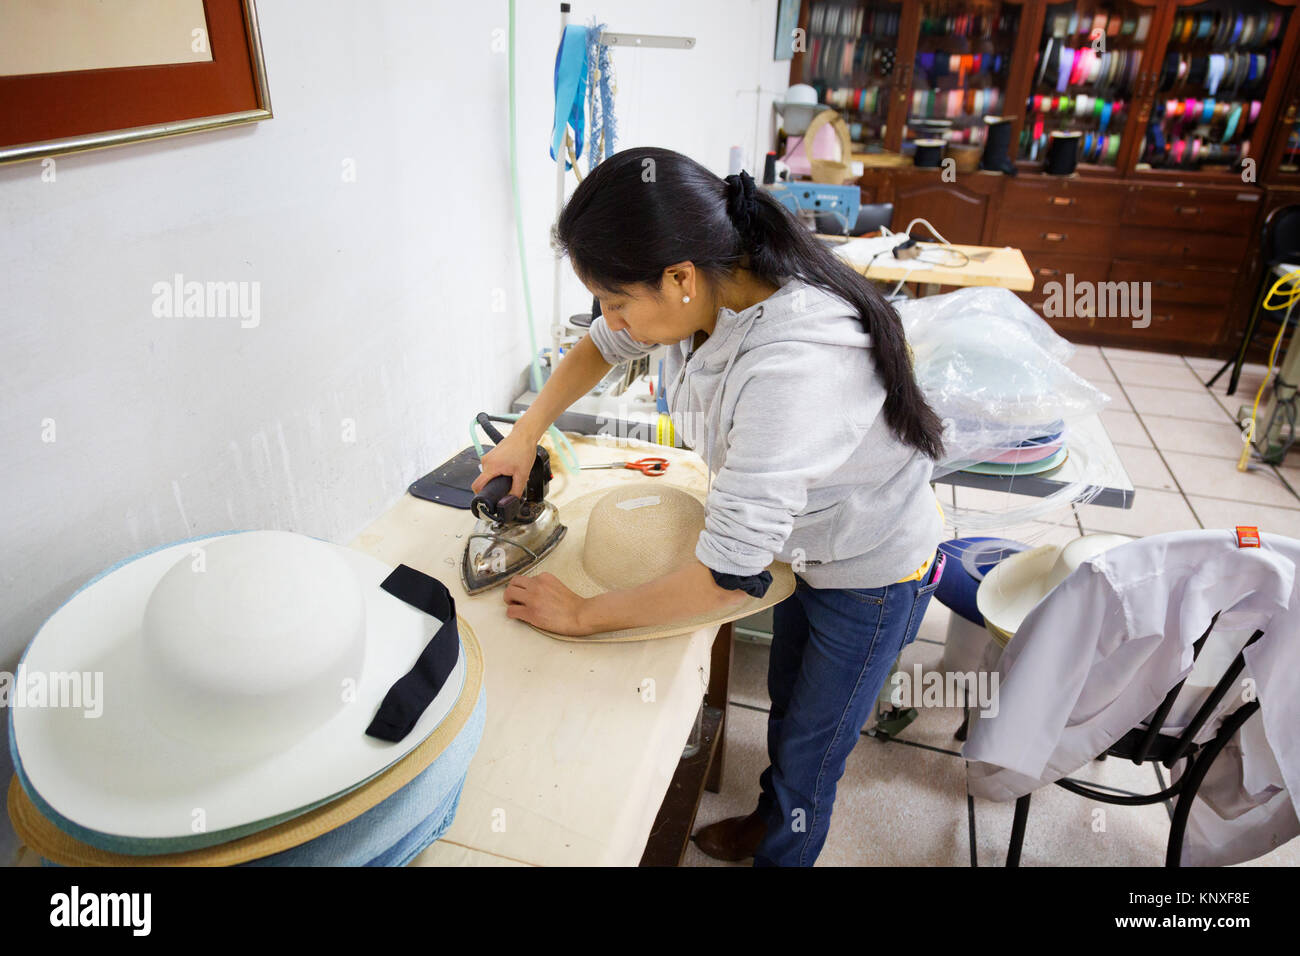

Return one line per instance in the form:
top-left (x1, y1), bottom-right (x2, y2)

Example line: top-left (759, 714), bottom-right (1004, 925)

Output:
top-left (526, 481), bottom-right (797, 643)
top-left (583, 485), bottom-right (704, 590)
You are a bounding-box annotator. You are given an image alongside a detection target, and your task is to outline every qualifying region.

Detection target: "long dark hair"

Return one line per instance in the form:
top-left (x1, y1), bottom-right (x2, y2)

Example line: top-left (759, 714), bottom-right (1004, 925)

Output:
top-left (553, 146), bottom-right (945, 460)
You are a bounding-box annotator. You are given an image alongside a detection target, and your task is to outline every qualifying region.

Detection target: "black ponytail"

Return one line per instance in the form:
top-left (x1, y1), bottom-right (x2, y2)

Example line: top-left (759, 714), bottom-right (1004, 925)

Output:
top-left (553, 146), bottom-right (945, 461)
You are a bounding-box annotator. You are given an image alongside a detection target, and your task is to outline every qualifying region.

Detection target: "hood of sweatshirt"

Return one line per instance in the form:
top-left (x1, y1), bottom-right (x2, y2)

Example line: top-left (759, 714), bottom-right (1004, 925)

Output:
top-left (691, 276), bottom-right (872, 371)
top-left (686, 276), bottom-right (873, 495)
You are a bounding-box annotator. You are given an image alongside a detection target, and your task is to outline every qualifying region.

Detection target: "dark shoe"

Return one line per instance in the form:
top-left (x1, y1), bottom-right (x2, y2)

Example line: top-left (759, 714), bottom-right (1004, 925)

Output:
top-left (692, 810), bottom-right (767, 862)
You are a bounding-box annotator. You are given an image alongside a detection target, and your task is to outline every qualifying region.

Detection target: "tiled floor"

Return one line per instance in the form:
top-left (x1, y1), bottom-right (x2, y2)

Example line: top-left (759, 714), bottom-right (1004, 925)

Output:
top-left (686, 345), bottom-right (1300, 867)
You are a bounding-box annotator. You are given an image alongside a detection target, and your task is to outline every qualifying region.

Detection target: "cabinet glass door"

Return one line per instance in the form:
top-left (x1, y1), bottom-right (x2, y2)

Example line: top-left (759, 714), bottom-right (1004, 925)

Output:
top-left (804, 0), bottom-right (904, 150)
top-left (905, 1), bottom-right (1024, 147)
top-left (1022, 2), bottom-right (1155, 168)
top-left (1266, 69), bottom-right (1300, 179)
top-left (1140, 0), bottom-right (1292, 174)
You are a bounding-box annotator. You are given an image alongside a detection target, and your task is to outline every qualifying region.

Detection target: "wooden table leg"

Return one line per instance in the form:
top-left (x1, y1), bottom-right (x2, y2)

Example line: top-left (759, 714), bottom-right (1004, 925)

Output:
top-left (705, 621), bottom-right (733, 794)
top-left (638, 622), bottom-right (734, 866)
top-left (638, 705), bottom-right (723, 866)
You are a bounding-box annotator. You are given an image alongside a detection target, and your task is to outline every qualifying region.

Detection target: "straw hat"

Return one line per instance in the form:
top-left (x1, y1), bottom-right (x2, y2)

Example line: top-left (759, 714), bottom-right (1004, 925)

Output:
top-left (8, 530), bottom-right (482, 860)
top-left (525, 482), bottom-right (796, 642)
top-left (977, 533), bottom-right (1132, 646)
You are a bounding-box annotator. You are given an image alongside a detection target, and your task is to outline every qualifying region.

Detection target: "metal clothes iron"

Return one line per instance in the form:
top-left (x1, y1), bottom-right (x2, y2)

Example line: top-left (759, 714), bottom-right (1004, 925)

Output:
top-left (460, 413), bottom-right (567, 594)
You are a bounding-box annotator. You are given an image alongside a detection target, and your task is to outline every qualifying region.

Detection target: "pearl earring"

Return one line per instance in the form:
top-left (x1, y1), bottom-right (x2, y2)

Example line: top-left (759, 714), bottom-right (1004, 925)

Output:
top-left (682, 295), bottom-right (691, 303)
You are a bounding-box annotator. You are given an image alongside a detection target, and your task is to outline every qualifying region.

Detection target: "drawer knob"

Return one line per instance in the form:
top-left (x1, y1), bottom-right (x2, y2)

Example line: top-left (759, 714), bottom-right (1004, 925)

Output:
top-left (1037, 268), bottom-right (1060, 277)
top-left (1049, 196), bottom-right (1074, 206)
top-left (1042, 232), bottom-right (1066, 242)
top-left (1176, 206), bottom-right (1201, 215)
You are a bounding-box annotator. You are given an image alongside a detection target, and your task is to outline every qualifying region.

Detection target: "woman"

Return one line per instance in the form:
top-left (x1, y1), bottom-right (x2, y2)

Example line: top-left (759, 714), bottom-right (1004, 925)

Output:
top-left (472, 146), bottom-right (946, 866)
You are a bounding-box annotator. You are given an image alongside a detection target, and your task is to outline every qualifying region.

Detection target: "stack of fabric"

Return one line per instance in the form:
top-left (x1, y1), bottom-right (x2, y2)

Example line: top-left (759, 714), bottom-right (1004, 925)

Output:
top-left (7, 530), bottom-right (485, 866)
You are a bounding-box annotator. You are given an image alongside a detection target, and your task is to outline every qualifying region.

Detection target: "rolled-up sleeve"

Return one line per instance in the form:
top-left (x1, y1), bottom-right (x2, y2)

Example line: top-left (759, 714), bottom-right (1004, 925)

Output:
top-left (695, 344), bottom-right (875, 577)
top-left (587, 314), bottom-right (660, 365)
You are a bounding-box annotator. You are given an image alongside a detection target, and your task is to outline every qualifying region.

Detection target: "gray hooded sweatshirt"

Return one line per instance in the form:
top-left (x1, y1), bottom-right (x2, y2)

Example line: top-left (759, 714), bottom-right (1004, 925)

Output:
top-left (587, 275), bottom-right (943, 589)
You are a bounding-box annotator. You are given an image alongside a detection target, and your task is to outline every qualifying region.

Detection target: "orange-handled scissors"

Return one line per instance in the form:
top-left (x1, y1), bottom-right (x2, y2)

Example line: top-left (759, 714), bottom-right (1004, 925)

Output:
top-left (579, 457), bottom-right (670, 476)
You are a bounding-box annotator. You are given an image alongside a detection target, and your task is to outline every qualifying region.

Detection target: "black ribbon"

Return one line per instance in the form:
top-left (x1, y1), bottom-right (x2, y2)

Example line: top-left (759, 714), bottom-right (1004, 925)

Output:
top-left (364, 564), bottom-right (461, 743)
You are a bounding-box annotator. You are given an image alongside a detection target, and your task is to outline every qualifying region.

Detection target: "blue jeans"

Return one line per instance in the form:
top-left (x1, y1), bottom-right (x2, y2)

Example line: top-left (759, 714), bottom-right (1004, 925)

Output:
top-left (754, 564), bottom-right (940, 866)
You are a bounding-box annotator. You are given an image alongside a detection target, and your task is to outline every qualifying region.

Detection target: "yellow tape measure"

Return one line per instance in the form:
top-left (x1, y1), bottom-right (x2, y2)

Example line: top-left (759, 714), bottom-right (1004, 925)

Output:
top-left (656, 413), bottom-right (674, 447)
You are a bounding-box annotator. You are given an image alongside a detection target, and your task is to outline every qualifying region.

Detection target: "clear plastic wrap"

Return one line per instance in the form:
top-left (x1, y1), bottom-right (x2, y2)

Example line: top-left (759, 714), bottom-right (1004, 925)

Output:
top-left (895, 287), bottom-right (1112, 479)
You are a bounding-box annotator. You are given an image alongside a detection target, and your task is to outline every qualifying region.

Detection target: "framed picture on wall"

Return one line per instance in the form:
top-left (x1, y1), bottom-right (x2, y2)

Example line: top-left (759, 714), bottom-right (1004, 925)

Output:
top-left (0, 0), bottom-right (271, 165)
top-left (774, 0), bottom-right (800, 61)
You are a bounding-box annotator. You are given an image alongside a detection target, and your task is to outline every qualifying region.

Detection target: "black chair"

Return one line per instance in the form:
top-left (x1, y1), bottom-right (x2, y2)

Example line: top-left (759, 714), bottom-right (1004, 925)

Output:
top-left (1001, 611), bottom-right (1262, 867)
top-left (815, 202), bottom-right (894, 237)
top-left (1207, 204), bottom-right (1300, 396)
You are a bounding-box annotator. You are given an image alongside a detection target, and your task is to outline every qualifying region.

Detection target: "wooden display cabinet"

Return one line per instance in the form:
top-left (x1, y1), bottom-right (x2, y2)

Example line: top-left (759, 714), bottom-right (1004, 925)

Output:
top-left (791, 0), bottom-right (1300, 356)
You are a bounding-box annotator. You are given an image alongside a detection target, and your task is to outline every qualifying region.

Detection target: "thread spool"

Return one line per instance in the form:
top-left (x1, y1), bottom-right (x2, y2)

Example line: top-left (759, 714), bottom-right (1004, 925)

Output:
top-left (1045, 130), bottom-right (1081, 176)
top-left (913, 139), bottom-right (945, 168)
top-left (980, 115), bottom-right (1017, 175)
top-left (762, 151), bottom-right (777, 184)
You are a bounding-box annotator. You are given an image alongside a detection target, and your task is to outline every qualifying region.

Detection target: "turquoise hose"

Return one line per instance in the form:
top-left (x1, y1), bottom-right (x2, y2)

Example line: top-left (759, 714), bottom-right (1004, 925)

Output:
top-left (470, 413), bottom-right (578, 471)
top-left (509, 0), bottom-right (544, 395)
top-left (478, 0), bottom-right (577, 473)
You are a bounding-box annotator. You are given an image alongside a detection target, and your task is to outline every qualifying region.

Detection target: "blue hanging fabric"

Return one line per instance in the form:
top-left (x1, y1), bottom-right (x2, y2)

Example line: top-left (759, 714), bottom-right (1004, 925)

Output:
top-left (585, 20), bottom-right (617, 168)
top-left (551, 25), bottom-right (589, 169)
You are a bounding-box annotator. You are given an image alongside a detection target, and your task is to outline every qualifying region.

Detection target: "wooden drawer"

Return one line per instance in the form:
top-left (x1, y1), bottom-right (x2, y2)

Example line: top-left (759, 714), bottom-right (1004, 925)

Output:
top-left (1019, 292), bottom-right (1126, 336)
top-left (1020, 293), bottom-right (1229, 345)
top-left (1108, 260), bottom-right (1235, 307)
top-left (1001, 180), bottom-right (1125, 224)
top-left (1121, 188), bottom-right (1261, 237)
top-left (1022, 253), bottom-right (1111, 288)
top-left (1139, 302), bottom-right (1233, 345)
top-left (995, 217), bottom-right (1116, 256)
top-left (1112, 227), bottom-right (1242, 265)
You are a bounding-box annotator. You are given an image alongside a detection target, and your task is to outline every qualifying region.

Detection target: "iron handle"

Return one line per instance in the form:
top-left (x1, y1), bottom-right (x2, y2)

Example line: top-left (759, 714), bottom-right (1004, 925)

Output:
top-left (471, 474), bottom-right (516, 522)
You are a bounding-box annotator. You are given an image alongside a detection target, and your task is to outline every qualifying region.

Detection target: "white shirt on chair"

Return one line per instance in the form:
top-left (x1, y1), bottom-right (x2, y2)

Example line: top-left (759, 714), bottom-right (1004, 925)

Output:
top-left (963, 529), bottom-right (1300, 866)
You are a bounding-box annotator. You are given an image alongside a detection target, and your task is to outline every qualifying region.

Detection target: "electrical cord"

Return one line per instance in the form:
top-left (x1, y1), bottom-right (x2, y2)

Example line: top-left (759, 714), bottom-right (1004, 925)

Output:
top-left (469, 411), bottom-right (580, 472)
top-left (1237, 268), bottom-right (1300, 471)
top-left (864, 217), bottom-right (969, 298)
top-left (899, 218), bottom-right (970, 267)
top-left (869, 217), bottom-right (970, 269)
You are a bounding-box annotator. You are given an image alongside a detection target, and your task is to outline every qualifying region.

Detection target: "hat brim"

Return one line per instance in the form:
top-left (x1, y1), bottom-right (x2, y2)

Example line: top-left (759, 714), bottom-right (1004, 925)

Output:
top-left (519, 484), bottom-right (796, 643)
top-left (7, 620), bottom-right (485, 866)
top-left (975, 543), bottom-right (1060, 643)
top-left (976, 533), bottom-right (1133, 644)
top-left (10, 532), bottom-right (472, 845)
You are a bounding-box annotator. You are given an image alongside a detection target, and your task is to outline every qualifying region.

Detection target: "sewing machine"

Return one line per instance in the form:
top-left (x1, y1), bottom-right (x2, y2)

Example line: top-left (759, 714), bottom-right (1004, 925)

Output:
top-left (764, 181), bottom-right (861, 235)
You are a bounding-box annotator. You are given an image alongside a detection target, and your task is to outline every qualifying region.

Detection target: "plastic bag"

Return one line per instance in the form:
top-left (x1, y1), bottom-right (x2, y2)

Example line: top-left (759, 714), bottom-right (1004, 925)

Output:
top-left (896, 287), bottom-right (1111, 476)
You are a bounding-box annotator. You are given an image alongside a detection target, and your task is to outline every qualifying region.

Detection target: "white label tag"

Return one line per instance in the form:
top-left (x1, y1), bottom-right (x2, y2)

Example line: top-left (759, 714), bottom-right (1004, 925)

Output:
top-left (616, 495), bottom-right (661, 511)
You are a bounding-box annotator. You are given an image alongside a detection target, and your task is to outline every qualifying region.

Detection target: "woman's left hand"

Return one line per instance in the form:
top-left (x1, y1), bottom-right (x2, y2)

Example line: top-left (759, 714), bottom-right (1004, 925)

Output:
top-left (503, 572), bottom-right (594, 636)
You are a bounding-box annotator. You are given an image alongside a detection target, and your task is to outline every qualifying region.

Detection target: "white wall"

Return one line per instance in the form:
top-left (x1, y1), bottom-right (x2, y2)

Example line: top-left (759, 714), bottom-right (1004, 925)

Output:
top-left (0, 0), bottom-right (791, 862)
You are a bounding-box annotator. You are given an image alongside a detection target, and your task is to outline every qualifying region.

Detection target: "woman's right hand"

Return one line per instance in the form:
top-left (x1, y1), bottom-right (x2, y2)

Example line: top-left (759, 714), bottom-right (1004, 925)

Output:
top-left (470, 429), bottom-right (541, 498)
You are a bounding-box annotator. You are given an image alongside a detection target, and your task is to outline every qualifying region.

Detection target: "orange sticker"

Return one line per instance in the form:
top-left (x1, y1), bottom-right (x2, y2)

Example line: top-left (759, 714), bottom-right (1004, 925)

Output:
top-left (1236, 526), bottom-right (1260, 548)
